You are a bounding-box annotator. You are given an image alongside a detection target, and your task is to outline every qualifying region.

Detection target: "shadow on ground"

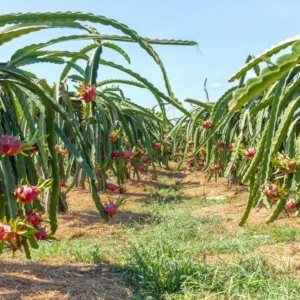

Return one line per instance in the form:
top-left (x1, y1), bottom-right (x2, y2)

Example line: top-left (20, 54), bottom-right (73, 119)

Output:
top-left (0, 260), bottom-right (132, 300)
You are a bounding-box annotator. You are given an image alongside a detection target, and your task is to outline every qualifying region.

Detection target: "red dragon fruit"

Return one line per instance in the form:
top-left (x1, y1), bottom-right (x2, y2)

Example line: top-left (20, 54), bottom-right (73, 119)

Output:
top-left (14, 184), bottom-right (39, 204)
top-left (280, 156), bottom-right (297, 174)
top-left (0, 223), bottom-right (13, 241)
top-left (123, 150), bottom-right (134, 160)
top-left (111, 150), bottom-right (120, 159)
top-left (34, 227), bottom-right (47, 240)
top-left (203, 121), bottom-right (213, 130)
top-left (199, 160), bottom-right (205, 169)
top-left (109, 132), bottom-right (118, 144)
top-left (106, 183), bottom-right (118, 192)
top-left (227, 143), bottom-right (234, 151)
top-left (77, 85), bottom-right (97, 103)
top-left (245, 147), bottom-right (256, 161)
top-left (119, 187), bottom-right (126, 195)
top-left (153, 143), bottom-right (161, 150)
top-left (0, 135), bottom-right (23, 156)
top-left (211, 164), bottom-right (220, 174)
top-left (55, 145), bottom-right (68, 156)
top-left (264, 184), bottom-right (280, 201)
top-left (104, 203), bottom-right (118, 217)
top-left (217, 141), bottom-right (225, 150)
top-left (138, 164), bottom-right (145, 172)
top-left (62, 149), bottom-right (69, 156)
top-left (27, 211), bottom-right (42, 227)
top-left (60, 180), bottom-right (67, 188)
top-left (188, 156), bottom-right (195, 164)
top-left (55, 145), bottom-right (61, 154)
top-left (142, 156), bottom-right (151, 164)
top-left (231, 164), bottom-right (237, 171)
top-left (285, 199), bottom-right (297, 212)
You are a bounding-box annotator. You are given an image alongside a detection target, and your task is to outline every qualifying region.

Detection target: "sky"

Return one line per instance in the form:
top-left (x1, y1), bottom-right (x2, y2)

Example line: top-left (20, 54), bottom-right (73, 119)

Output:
top-left (0, 0), bottom-right (300, 118)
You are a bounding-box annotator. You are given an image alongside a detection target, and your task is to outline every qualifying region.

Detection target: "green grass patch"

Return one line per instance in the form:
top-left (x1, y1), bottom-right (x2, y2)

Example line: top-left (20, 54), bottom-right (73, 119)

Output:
top-left (149, 186), bottom-right (184, 204)
top-left (122, 239), bottom-right (300, 299)
top-left (30, 239), bottom-right (103, 263)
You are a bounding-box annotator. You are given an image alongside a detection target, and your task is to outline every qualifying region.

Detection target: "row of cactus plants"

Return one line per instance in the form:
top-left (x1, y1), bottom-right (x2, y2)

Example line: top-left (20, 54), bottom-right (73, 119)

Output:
top-left (0, 12), bottom-right (196, 257)
top-left (171, 41), bottom-right (300, 225)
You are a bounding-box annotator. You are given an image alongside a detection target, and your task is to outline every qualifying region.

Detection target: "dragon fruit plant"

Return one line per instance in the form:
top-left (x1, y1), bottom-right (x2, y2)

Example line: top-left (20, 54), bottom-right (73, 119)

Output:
top-left (0, 11), bottom-right (195, 258)
top-left (170, 36), bottom-right (300, 226)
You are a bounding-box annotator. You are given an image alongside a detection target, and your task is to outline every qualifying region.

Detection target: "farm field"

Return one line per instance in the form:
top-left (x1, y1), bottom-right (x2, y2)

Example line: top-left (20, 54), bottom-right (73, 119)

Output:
top-left (2, 167), bottom-right (300, 299)
top-left (1, 6), bottom-right (300, 300)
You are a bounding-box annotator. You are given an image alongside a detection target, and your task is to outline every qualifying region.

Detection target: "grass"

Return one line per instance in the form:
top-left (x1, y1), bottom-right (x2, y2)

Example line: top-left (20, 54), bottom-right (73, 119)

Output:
top-left (30, 239), bottom-right (103, 264)
top-left (125, 247), bottom-right (300, 299)
top-left (149, 183), bottom-right (184, 204)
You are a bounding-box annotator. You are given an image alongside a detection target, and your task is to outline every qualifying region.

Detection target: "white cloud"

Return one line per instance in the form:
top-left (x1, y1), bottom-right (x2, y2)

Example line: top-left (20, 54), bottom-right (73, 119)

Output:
top-left (216, 73), bottom-right (221, 77)
top-left (211, 82), bottom-right (221, 88)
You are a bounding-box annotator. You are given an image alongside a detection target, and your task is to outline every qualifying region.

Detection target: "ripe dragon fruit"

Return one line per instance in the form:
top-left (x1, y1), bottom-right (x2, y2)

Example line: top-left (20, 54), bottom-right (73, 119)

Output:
top-left (138, 164), bottom-right (145, 172)
top-left (211, 164), bottom-right (220, 174)
top-left (217, 141), bottom-right (225, 150)
top-left (264, 184), bottom-right (280, 201)
top-left (77, 85), bottom-right (97, 103)
top-left (55, 145), bottom-right (68, 156)
top-left (231, 164), bottom-right (237, 171)
top-left (199, 160), bottom-right (205, 169)
top-left (245, 147), bottom-right (256, 161)
top-left (142, 156), bottom-right (150, 164)
top-left (279, 156), bottom-right (297, 174)
top-left (109, 132), bottom-right (118, 143)
top-left (104, 203), bottom-right (118, 217)
top-left (106, 183), bottom-right (118, 192)
top-left (34, 227), bottom-right (47, 240)
top-left (123, 150), bottom-right (134, 160)
top-left (119, 187), bottom-right (126, 195)
top-left (14, 184), bottom-right (39, 203)
top-left (0, 223), bottom-right (13, 241)
top-left (60, 180), bottom-right (67, 188)
top-left (153, 143), bottom-right (161, 150)
top-left (111, 150), bottom-right (120, 159)
top-left (285, 199), bottom-right (297, 212)
top-left (188, 156), bottom-right (195, 164)
top-left (203, 121), bottom-right (213, 130)
top-left (227, 143), bottom-right (234, 151)
top-left (27, 211), bottom-right (42, 227)
top-left (62, 149), bottom-right (69, 156)
top-left (0, 135), bottom-right (23, 156)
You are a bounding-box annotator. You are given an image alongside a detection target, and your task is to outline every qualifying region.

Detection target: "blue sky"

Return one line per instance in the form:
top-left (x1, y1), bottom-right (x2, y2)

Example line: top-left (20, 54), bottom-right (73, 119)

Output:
top-left (1, 0), bottom-right (299, 118)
